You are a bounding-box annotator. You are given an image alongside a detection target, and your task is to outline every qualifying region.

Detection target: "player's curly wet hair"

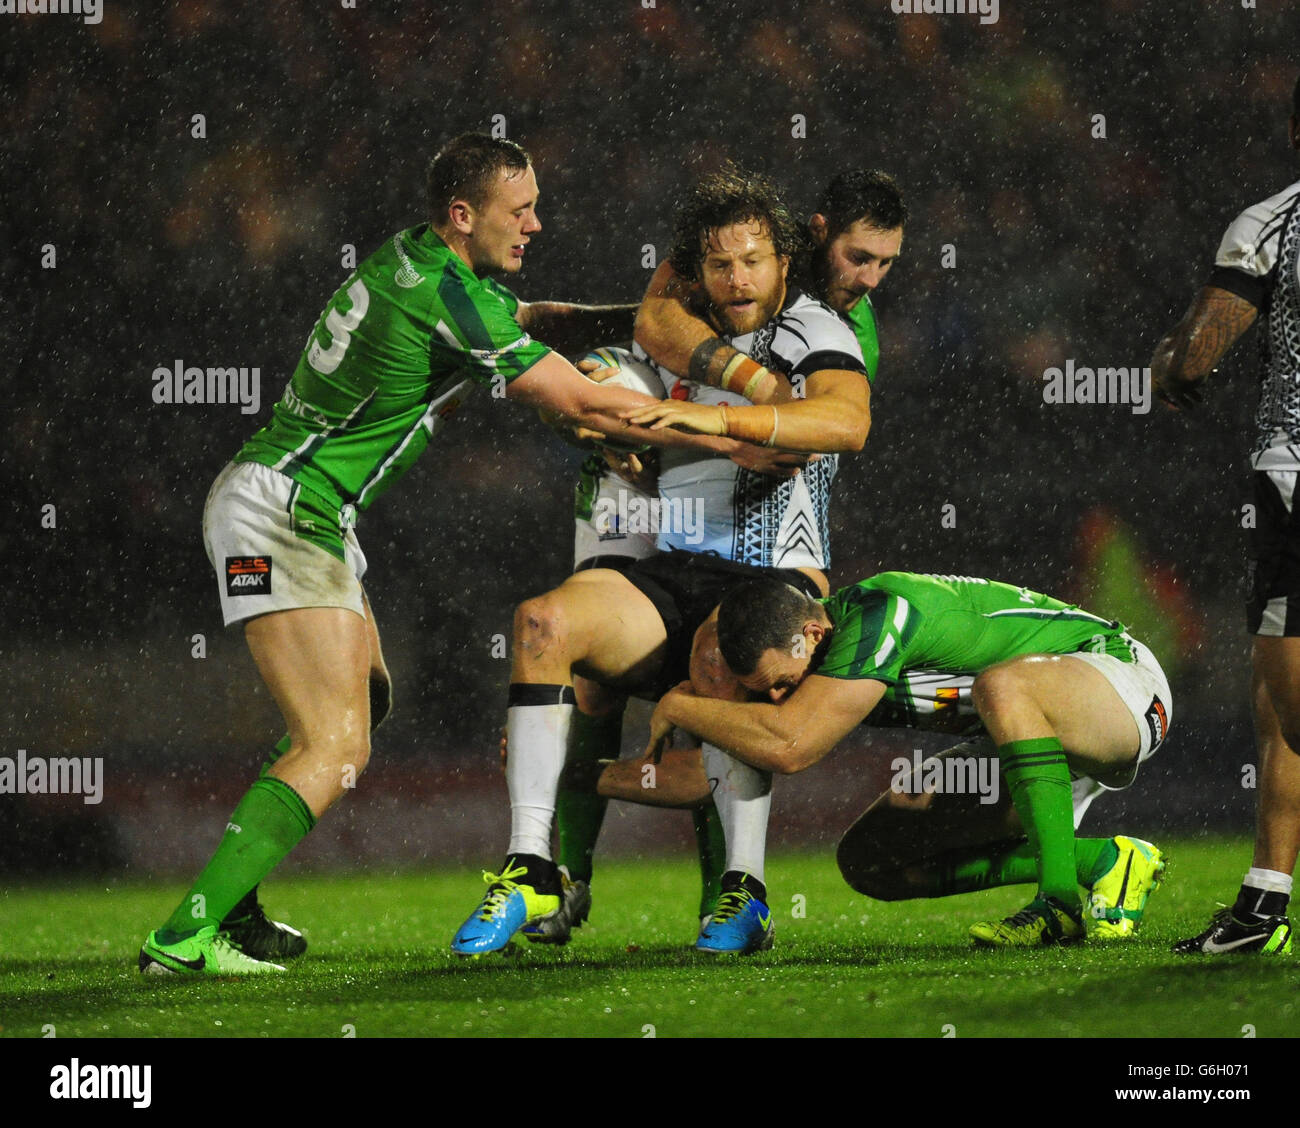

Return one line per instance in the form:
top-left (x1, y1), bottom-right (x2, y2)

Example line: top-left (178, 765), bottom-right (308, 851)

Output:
top-left (815, 169), bottom-right (908, 239)
top-left (667, 165), bottom-right (806, 280)
top-left (717, 579), bottom-right (824, 677)
top-left (428, 133), bottom-right (531, 221)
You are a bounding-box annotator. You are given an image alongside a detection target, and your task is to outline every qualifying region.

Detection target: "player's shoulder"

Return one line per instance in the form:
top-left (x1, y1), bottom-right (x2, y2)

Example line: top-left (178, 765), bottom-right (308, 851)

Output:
top-left (775, 288), bottom-right (853, 338)
top-left (1226, 179), bottom-right (1300, 230)
top-left (770, 288), bottom-right (867, 375)
top-left (1217, 178), bottom-right (1300, 275)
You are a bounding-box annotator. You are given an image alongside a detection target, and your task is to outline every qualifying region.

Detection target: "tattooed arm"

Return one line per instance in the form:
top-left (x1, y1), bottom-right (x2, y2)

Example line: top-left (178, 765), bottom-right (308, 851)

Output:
top-left (1151, 286), bottom-right (1259, 410)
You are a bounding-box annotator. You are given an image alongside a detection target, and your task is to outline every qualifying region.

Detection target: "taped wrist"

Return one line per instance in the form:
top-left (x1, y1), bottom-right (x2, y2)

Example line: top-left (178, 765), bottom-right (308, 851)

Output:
top-left (719, 354), bottom-right (776, 401)
top-left (721, 405), bottom-right (780, 446)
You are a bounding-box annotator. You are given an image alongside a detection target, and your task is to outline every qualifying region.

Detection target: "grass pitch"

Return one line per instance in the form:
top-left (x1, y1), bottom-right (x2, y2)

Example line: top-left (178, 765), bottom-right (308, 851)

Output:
top-left (1, 836), bottom-right (1296, 1039)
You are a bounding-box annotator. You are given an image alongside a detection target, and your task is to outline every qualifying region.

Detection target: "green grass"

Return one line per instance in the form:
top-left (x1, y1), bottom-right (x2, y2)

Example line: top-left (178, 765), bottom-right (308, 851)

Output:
top-left (1, 837), bottom-right (1297, 1038)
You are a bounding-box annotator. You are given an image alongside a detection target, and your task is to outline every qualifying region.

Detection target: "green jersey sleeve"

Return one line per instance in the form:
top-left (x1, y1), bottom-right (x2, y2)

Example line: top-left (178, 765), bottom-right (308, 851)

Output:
top-left (429, 269), bottom-right (549, 387)
top-left (816, 583), bottom-right (923, 683)
top-left (847, 297), bottom-right (879, 385)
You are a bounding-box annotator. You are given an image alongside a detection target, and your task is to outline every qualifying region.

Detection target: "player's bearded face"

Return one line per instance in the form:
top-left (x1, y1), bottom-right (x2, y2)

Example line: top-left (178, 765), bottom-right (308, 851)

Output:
top-left (814, 218), bottom-right (903, 314)
top-left (469, 164), bottom-right (542, 275)
top-left (699, 221), bottom-right (789, 336)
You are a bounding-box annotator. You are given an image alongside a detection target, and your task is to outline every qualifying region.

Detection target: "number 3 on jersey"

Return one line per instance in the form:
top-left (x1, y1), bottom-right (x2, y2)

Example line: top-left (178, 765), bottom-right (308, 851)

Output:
top-left (308, 278), bottom-right (370, 375)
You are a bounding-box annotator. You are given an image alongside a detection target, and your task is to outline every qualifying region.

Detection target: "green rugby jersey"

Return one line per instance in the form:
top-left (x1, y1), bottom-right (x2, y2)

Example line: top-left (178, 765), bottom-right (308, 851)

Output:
top-left (235, 225), bottom-right (551, 555)
top-left (846, 294), bottom-right (879, 384)
top-left (816, 572), bottom-right (1135, 730)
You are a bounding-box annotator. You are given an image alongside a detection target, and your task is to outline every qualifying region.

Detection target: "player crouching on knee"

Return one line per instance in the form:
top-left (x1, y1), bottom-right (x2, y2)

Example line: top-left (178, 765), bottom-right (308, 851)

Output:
top-left (646, 573), bottom-right (1174, 948)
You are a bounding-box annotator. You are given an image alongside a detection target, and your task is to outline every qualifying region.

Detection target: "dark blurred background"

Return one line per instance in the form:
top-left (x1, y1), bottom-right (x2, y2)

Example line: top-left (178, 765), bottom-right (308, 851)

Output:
top-left (3, 0), bottom-right (1296, 876)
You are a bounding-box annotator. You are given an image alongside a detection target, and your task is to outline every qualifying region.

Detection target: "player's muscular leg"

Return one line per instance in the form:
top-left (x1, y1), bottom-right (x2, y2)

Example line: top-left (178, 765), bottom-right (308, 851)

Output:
top-left (971, 654), bottom-right (1140, 778)
top-left (244, 606), bottom-right (372, 818)
top-left (836, 744), bottom-right (1020, 899)
top-left (1250, 637), bottom-right (1300, 875)
top-left (512, 569), bottom-right (668, 691)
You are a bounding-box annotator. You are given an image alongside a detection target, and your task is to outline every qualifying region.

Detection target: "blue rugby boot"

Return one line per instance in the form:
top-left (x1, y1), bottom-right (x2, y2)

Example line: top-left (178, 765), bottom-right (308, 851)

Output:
top-left (451, 855), bottom-right (561, 957)
top-left (696, 872), bottom-right (774, 955)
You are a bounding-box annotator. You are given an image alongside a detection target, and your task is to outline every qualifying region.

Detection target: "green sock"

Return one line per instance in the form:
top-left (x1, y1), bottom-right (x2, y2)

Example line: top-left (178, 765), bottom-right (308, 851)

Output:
top-left (260, 733), bottom-right (292, 778)
top-left (930, 840), bottom-right (1038, 895)
top-left (692, 803), bottom-right (726, 918)
top-left (1075, 836), bottom-right (1118, 886)
top-left (556, 709), bottom-right (624, 884)
top-left (925, 834), bottom-right (1119, 897)
top-left (998, 737), bottom-right (1078, 908)
top-left (158, 777), bottom-right (316, 942)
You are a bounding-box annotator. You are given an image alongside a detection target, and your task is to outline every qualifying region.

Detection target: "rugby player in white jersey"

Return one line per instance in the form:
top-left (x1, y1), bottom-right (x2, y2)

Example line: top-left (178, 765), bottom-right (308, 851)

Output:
top-left (539, 171), bottom-right (907, 946)
top-left (451, 168), bottom-right (873, 956)
top-left (1158, 76), bottom-right (1300, 956)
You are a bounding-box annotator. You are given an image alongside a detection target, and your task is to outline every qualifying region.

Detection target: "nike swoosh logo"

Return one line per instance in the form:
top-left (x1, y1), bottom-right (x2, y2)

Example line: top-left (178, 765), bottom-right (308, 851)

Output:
top-left (1202, 933), bottom-right (1274, 954)
top-left (159, 951), bottom-right (205, 971)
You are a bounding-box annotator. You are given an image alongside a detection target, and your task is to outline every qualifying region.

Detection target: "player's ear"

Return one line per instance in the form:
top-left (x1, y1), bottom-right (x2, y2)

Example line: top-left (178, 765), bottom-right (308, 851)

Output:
top-left (778, 254), bottom-right (790, 281)
top-left (808, 213), bottom-right (829, 246)
top-left (448, 198), bottom-right (474, 235)
top-left (805, 620), bottom-right (826, 648)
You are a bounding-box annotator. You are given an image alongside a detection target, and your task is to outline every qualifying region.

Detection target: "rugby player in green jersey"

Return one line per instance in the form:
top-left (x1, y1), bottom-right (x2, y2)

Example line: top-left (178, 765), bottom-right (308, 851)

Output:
top-left (451, 169), bottom-right (876, 957)
top-left (138, 134), bottom-right (755, 976)
top-left (538, 171), bottom-right (906, 947)
top-left (644, 573), bottom-right (1173, 948)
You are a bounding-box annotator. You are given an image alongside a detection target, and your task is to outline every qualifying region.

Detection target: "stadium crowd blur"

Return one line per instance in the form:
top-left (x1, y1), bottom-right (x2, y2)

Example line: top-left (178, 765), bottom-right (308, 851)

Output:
top-left (5, 1), bottom-right (1298, 858)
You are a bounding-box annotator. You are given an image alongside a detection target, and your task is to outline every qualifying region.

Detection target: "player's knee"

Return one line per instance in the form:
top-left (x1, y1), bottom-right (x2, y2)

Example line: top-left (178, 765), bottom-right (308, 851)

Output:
top-left (971, 664), bottom-right (1025, 721)
top-left (514, 592), bottom-right (571, 659)
top-left (340, 733), bottom-right (371, 782)
top-left (369, 673), bottom-right (392, 732)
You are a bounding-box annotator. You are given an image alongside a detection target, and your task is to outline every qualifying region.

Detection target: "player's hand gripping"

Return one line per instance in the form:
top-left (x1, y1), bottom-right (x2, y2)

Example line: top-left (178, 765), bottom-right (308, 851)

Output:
top-left (645, 680), bottom-right (695, 762)
top-left (621, 399), bottom-right (726, 436)
top-left (729, 444), bottom-right (814, 479)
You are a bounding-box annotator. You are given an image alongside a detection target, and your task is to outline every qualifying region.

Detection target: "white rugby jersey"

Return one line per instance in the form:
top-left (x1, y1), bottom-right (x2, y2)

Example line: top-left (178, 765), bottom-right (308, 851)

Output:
top-left (1212, 179), bottom-right (1300, 466)
top-left (635, 288), bottom-right (866, 570)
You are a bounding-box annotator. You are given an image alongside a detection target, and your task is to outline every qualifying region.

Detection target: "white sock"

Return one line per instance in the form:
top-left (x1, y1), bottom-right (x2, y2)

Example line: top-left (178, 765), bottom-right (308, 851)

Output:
top-left (701, 741), bottom-right (771, 884)
top-left (505, 686), bottom-right (574, 859)
top-left (1243, 867), bottom-right (1293, 896)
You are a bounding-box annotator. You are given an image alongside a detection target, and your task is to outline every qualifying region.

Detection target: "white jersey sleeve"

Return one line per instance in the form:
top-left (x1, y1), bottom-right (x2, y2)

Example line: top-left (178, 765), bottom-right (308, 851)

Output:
top-left (1212, 180), bottom-right (1300, 309)
top-left (739, 289), bottom-right (867, 380)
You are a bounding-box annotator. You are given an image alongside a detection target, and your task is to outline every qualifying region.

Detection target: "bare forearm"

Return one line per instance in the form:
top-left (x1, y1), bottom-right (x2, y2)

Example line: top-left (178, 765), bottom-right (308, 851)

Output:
top-left (524, 302), bottom-right (638, 354)
top-left (661, 694), bottom-right (801, 773)
top-left (1152, 286), bottom-right (1258, 404)
top-left (719, 397), bottom-right (869, 453)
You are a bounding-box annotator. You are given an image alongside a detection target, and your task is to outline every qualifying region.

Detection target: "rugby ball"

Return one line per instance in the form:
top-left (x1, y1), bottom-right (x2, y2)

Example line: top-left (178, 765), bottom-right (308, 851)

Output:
top-left (579, 346), bottom-right (667, 454)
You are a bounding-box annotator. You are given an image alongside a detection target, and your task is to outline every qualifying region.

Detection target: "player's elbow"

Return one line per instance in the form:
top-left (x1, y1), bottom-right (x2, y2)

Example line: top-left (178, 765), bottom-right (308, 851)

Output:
top-left (632, 306), bottom-right (672, 363)
top-left (771, 737), bottom-right (814, 774)
top-left (844, 412), bottom-right (870, 452)
top-left (825, 411), bottom-right (869, 453)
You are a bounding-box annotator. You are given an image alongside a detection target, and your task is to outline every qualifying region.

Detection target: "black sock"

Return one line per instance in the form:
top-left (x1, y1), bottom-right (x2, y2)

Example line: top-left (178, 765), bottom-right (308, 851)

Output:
top-left (721, 869), bottom-right (767, 903)
top-left (503, 853), bottom-right (561, 895)
top-left (1234, 884), bottom-right (1289, 921)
